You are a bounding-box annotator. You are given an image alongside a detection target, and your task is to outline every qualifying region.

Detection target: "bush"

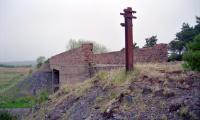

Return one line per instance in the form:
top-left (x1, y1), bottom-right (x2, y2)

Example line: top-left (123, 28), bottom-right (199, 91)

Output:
top-left (183, 34), bottom-right (200, 71)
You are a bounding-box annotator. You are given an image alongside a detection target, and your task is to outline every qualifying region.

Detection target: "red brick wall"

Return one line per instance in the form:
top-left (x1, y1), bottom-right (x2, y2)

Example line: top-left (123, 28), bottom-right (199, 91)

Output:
top-left (134, 44), bottom-right (168, 62)
top-left (94, 50), bottom-right (125, 64)
top-left (94, 44), bottom-right (168, 64)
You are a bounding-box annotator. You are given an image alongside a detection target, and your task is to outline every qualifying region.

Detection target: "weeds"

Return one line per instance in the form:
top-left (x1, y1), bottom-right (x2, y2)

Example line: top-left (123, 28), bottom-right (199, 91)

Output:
top-left (74, 80), bottom-right (93, 96)
top-left (95, 68), bottom-right (139, 89)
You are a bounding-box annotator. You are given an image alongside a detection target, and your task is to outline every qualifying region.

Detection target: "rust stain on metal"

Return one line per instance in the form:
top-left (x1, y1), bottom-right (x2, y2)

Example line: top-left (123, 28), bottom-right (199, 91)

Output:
top-left (121, 7), bottom-right (136, 71)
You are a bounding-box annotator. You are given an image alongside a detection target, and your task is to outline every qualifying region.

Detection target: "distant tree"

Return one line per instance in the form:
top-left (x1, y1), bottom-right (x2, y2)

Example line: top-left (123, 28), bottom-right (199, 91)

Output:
top-left (175, 23), bottom-right (196, 44)
top-left (144, 35), bottom-right (158, 47)
top-left (169, 40), bottom-right (185, 55)
top-left (66, 39), bottom-right (108, 54)
top-left (183, 34), bottom-right (200, 71)
top-left (36, 56), bottom-right (46, 68)
top-left (133, 42), bottom-right (139, 49)
top-left (67, 39), bottom-right (79, 50)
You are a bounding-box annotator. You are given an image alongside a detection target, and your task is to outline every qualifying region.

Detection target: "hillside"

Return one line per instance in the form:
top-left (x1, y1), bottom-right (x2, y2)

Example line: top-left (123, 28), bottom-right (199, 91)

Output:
top-left (25, 62), bottom-right (200, 120)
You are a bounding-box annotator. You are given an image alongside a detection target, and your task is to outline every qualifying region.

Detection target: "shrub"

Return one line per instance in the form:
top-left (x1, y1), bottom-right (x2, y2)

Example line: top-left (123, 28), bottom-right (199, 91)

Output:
top-left (183, 34), bottom-right (200, 71)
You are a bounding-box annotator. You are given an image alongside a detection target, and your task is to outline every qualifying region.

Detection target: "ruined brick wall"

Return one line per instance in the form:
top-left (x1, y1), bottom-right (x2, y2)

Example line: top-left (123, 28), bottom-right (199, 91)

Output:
top-left (94, 50), bottom-right (125, 64)
top-left (94, 44), bottom-right (168, 64)
top-left (134, 44), bottom-right (168, 62)
top-left (49, 43), bottom-right (167, 85)
top-left (49, 44), bottom-right (93, 85)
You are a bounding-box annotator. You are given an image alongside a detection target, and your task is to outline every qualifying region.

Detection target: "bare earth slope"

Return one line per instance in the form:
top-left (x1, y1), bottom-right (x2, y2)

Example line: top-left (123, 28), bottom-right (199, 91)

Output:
top-left (25, 63), bottom-right (200, 120)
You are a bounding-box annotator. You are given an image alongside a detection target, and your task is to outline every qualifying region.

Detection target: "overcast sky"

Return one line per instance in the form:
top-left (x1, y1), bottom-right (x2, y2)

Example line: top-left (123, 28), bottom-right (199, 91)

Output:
top-left (0, 0), bottom-right (200, 62)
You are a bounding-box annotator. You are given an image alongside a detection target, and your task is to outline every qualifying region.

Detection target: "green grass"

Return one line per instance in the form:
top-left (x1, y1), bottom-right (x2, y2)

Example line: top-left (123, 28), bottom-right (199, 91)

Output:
top-left (0, 91), bottom-right (49, 108)
top-left (0, 96), bottom-right (35, 108)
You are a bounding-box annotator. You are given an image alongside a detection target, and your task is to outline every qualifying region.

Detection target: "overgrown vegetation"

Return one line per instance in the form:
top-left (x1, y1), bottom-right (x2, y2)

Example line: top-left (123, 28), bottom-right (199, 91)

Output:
top-left (95, 68), bottom-right (139, 88)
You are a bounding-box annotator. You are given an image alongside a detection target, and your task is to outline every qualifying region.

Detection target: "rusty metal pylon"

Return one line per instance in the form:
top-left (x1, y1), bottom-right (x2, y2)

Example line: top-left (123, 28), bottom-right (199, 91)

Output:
top-left (120, 7), bottom-right (136, 71)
